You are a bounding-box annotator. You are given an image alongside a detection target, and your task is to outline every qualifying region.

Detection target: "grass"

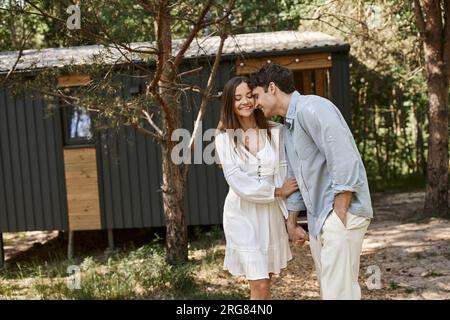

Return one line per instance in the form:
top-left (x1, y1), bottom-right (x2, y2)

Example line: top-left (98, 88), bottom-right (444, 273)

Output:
top-left (0, 227), bottom-right (247, 300)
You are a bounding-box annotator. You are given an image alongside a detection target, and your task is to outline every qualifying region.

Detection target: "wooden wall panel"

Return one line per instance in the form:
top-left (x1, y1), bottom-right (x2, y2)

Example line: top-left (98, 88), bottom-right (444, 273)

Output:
top-left (315, 69), bottom-right (325, 97)
top-left (57, 74), bottom-right (91, 88)
top-left (236, 53), bottom-right (332, 75)
top-left (302, 70), bottom-right (312, 95)
top-left (64, 148), bottom-right (101, 230)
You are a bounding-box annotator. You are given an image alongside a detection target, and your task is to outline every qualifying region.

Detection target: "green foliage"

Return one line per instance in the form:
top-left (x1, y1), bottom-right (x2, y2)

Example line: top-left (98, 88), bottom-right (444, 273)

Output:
top-left (273, 0), bottom-right (432, 184)
top-left (230, 0), bottom-right (305, 32)
top-left (0, 0), bottom-right (247, 51)
top-left (0, 0), bottom-right (156, 50)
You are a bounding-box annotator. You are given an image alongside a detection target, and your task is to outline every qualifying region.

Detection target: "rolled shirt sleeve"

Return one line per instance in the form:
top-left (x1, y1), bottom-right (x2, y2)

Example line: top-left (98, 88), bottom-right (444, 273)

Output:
top-left (285, 147), bottom-right (307, 211)
top-left (215, 132), bottom-right (276, 203)
top-left (299, 102), bottom-right (363, 196)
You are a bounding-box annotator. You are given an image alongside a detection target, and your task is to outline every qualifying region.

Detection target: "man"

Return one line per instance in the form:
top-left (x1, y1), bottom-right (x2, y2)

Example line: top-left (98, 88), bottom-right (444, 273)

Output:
top-left (251, 63), bottom-right (373, 300)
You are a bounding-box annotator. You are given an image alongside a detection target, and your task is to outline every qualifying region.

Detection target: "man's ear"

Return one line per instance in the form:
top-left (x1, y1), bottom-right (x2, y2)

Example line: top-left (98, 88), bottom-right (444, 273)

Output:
top-left (268, 82), bottom-right (277, 95)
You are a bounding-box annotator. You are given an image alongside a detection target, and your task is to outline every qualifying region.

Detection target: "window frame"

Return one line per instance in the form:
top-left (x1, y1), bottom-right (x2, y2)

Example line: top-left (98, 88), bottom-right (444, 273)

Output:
top-left (61, 102), bottom-right (96, 147)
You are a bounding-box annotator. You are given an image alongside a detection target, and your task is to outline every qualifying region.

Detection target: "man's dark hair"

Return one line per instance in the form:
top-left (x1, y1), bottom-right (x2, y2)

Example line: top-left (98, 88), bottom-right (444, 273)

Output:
top-left (250, 63), bottom-right (296, 94)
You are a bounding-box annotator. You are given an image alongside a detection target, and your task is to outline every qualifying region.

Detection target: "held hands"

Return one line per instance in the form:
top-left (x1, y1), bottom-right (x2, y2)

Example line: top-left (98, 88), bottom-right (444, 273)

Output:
top-left (286, 222), bottom-right (309, 246)
top-left (275, 178), bottom-right (298, 198)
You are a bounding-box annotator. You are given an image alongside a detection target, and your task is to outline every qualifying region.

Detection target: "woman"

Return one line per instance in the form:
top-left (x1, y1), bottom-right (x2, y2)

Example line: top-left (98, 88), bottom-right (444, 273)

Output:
top-left (215, 76), bottom-right (298, 300)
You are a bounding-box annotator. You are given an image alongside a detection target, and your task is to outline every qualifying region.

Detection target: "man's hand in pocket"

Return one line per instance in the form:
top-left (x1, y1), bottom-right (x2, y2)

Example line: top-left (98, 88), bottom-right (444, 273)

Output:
top-left (334, 191), bottom-right (353, 227)
top-left (334, 209), bottom-right (347, 227)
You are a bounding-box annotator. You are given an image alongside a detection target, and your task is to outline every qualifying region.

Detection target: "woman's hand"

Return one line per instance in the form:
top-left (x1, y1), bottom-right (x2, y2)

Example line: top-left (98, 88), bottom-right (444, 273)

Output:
top-left (275, 178), bottom-right (299, 198)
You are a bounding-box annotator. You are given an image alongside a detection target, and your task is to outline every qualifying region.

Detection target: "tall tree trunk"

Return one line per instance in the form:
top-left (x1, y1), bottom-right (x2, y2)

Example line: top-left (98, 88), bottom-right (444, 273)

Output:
top-left (155, 0), bottom-right (189, 264)
top-left (414, 0), bottom-right (450, 218)
top-left (161, 141), bottom-right (188, 264)
top-left (423, 67), bottom-right (449, 217)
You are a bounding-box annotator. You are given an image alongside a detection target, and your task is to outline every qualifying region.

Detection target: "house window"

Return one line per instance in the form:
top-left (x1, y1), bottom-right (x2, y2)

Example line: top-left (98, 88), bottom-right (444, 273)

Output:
top-left (63, 104), bottom-right (94, 146)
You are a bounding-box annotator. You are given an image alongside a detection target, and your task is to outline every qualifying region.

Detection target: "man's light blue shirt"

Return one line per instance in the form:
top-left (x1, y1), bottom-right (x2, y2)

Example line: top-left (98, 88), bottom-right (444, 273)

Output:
top-left (284, 91), bottom-right (373, 238)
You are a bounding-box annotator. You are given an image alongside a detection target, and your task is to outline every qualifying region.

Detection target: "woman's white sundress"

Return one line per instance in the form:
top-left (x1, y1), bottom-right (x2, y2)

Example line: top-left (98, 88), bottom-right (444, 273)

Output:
top-left (215, 122), bottom-right (292, 280)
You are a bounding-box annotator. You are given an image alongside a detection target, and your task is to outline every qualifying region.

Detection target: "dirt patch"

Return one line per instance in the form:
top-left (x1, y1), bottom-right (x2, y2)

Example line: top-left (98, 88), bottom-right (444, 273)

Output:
top-left (2, 228), bottom-right (163, 265)
top-left (3, 231), bottom-right (60, 262)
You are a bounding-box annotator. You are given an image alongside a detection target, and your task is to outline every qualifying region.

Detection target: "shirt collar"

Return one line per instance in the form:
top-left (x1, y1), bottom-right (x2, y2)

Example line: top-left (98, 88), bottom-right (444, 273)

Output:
top-left (284, 91), bottom-right (301, 130)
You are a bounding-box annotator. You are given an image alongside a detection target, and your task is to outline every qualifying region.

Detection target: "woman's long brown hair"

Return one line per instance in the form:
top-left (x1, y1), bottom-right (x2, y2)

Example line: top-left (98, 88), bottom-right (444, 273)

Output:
top-left (217, 76), bottom-right (273, 140)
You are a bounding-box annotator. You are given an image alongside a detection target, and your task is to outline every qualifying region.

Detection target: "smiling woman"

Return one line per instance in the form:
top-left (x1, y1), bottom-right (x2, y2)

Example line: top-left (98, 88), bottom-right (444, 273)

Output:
top-left (217, 76), bottom-right (271, 137)
top-left (234, 83), bottom-right (254, 113)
